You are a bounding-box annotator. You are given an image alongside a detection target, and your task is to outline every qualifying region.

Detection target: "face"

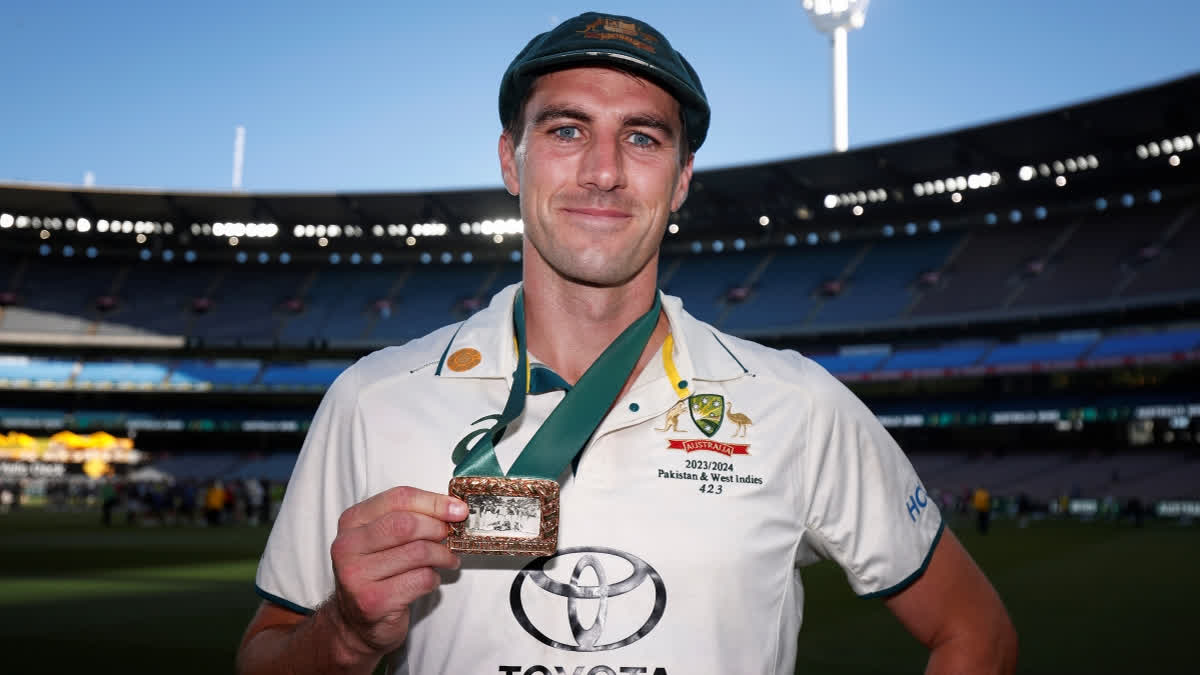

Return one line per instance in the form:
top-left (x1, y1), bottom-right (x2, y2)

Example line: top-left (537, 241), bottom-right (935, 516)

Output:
top-left (499, 66), bottom-right (694, 288)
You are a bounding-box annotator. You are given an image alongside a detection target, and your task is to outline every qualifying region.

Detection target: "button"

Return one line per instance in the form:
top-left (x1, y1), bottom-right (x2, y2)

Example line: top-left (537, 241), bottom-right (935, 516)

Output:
top-left (677, 379), bottom-right (688, 390)
top-left (629, 402), bottom-right (640, 412)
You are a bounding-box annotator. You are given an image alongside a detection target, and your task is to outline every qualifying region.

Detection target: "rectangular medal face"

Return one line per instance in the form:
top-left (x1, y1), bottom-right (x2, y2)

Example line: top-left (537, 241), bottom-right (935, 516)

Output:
top-left (447, 476), bottom-right (559, 556)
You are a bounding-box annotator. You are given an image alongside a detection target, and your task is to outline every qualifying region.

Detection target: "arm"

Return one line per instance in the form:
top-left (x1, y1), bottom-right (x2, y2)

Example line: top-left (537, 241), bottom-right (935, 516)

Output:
top-left (884, 528), bottom-right (1017, 675)
top-left (236, 487), bottom-right (468, 675)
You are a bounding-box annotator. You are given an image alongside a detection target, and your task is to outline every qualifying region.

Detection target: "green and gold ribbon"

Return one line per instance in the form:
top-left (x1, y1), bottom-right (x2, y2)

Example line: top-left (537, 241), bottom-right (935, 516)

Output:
top-left (452, 288), bottom-right (661, 479)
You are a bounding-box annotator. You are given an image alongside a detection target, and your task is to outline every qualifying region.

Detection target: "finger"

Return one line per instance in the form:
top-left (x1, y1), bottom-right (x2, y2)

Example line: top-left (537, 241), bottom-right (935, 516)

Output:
top-left (370, 566), bottom-right (446, 611)
top-left (339, 486), bottom-right (467, 531)
top-left (339, 510), bottom-right (453, 556)
top-left (348, 540), bottom-right (461, 583)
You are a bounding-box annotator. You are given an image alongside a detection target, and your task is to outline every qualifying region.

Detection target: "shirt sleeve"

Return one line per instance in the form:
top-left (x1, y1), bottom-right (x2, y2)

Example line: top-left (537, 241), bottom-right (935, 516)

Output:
top-left (255, 365), bottom-right (368, 613)
top-left (796, 358), bottom-right (943, 598)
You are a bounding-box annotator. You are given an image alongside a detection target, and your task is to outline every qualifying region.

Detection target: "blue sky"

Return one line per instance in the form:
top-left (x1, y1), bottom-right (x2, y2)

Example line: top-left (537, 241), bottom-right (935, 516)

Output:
top-left (1, 0), bottom-right (1197, 192)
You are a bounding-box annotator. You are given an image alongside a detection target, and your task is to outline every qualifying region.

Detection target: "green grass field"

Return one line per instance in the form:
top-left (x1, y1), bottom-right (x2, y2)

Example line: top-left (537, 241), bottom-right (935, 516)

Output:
top-left (0, 509), bottom-right (1194, 674)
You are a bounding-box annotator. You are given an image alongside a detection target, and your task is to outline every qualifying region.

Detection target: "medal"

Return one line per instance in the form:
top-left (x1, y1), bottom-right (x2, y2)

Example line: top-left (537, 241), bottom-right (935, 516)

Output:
top-left (447, 288), bottom-right (661, 556)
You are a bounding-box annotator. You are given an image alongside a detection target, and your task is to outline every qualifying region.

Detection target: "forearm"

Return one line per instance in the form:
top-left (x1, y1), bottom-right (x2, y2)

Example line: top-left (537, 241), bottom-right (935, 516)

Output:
top-left (236, 603), bottom-right (384, 675)
top-left (924, 619), bottom-right (1018, 675)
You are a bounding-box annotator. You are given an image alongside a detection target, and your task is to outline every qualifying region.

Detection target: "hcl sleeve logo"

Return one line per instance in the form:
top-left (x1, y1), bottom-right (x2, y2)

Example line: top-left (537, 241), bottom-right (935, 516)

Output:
top-left (905, 485), bottom-right (929, 522)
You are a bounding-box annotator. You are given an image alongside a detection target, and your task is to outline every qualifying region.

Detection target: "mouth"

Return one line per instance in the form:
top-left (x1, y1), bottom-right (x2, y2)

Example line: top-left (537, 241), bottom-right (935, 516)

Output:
top-left (561, 207), bottom-right (633, 220)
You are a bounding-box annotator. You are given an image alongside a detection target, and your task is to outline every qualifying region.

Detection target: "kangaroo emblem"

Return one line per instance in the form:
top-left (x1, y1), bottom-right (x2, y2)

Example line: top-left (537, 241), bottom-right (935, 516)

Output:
top-left (656, 399), bottom-right (688, 432)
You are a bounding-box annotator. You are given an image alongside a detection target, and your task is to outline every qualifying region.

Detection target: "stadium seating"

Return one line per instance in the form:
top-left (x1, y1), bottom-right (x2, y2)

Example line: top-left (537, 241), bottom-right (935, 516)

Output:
top-left (881, 344), bottom-right (990, 371)
top-left (1010, 209), bottom-right (1177, 309)
top-left (808, 351), bottom-right (889, 374)
top-left (168, 360), bottom-right (261, 386)
top-left (718, 244), bottom-right (860, 333)
top-left (812, 234), bottom-right (962, 327)
top-left (1120, 212), bottom-right (1200, 299)
top-left (370, 263), bottom-right (495, 342)
top-left (907, 221), bottom-right (1066, 317)
top-left (0, 357), bottom-right (76, 383)
top-left (259, 362), bottom-right (350, 388)
top-left (1089, 329), bottom-right (1200, 358)
top-left (660, 252), bottom-right (764, 326)
top-left (981, 338), bottom-right (1094, 365)
top-left (75, 362), bottom-right (170, 386)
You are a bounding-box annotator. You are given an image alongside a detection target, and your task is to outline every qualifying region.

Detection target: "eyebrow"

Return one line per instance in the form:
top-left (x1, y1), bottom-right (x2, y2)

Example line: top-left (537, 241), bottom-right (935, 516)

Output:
top-left (531, 104), bottom-right (592, 128)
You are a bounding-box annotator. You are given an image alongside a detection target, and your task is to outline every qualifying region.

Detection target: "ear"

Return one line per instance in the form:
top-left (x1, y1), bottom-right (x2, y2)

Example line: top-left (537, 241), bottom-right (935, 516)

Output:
top-left (669, 152), bottom-right (695, 213)
top-left (499, 131), bottom-right (520, 196)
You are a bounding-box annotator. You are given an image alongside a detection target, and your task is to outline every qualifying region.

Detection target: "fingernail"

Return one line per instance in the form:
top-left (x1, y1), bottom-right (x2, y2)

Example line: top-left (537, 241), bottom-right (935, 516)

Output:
top-left (449, 499), bottom-right (467, 518)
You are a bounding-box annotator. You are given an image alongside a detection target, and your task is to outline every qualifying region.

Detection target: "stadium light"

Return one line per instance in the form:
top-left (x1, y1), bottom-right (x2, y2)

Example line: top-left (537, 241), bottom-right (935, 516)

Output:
top-left (802, 0), bottom-right (869, 152)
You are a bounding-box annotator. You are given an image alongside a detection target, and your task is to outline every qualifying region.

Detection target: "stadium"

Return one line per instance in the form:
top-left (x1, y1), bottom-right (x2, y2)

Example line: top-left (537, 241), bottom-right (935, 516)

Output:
top-left (2, 66), bottom-right (1198, 672)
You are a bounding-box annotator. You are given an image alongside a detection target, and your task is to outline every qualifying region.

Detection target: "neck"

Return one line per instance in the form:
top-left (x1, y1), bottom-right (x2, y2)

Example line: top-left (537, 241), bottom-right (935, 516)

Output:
top-left (522, 254), bottom-right (668, 389)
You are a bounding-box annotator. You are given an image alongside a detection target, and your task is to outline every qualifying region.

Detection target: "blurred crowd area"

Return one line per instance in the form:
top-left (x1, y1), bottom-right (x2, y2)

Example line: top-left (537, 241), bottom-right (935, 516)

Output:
top-left (0, 476), bottom-right (283, 527)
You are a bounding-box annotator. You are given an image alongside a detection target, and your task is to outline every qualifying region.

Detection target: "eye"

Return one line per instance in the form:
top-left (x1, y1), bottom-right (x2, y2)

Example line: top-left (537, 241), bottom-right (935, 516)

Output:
top-left (629, 132), bottom-right (657, 147)
top-left (553, 126), bottom-right (580, 140)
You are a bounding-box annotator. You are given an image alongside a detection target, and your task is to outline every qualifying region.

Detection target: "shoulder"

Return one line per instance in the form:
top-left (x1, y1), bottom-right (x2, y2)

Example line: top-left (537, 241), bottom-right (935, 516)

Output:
top-left (332, 321), bottom-right (464, 396)
top-left (700, 323), bottom-right (848, 398)
top-left (691, 320), bottom-right (871, 424)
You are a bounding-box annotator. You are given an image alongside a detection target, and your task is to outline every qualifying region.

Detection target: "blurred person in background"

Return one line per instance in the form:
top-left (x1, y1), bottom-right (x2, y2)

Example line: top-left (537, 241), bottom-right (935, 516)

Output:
top-left (973, 486), bottom-right (992, 534)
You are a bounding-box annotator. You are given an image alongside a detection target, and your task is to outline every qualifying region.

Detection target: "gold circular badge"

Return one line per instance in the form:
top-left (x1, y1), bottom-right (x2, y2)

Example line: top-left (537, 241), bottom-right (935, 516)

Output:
top-left (447, 348), bottom-right (482, 372)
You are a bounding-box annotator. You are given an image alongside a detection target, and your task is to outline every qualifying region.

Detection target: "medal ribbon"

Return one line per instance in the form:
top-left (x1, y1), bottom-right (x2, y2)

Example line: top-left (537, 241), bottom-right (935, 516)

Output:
top-left (452, 288), bottom-right (662, 479)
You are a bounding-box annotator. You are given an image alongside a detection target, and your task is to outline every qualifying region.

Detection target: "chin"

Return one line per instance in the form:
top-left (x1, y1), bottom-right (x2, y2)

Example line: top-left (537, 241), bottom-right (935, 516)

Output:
top-left (555, 255), bottom-right (640, 288)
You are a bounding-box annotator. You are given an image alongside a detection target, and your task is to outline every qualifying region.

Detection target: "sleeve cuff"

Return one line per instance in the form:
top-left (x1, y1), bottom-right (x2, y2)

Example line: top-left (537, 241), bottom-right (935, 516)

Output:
top-left (858, 518), bottom-right (945, 600)
top-left (254, 583), bottom-right (316, 616)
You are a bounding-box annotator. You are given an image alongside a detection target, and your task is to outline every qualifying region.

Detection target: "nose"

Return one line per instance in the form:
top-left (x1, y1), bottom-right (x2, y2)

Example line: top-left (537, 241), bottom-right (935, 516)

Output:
top-left (577, 134), bottom-right (625, 192)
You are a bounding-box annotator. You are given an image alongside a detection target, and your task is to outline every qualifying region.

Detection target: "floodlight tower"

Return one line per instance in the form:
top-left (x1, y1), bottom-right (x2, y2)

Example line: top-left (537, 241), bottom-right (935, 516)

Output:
top-left (802, 0), bottom-right (869, 152)
top-left (232, 125), bottom-right (246, 190)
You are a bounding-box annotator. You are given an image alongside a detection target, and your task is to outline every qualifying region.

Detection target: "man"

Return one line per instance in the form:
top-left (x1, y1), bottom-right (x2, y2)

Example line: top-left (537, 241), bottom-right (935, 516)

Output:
top-left (237, 12), bottom-right (1016, 675)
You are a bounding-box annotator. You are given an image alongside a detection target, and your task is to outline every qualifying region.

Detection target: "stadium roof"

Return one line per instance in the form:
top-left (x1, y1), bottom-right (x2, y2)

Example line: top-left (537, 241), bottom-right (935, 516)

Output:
top-left (1, 72), bottom-right (1197, 246)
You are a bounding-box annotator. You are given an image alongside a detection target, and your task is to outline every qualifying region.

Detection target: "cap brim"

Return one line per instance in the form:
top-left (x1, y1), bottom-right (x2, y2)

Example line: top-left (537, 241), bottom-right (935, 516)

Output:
top-left (515, 49), bottom-right (709, 115)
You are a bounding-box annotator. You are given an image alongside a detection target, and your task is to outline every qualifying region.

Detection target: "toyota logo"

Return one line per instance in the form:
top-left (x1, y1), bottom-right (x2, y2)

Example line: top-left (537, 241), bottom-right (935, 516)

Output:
top-left (510, 546), bottom-right (666, 652)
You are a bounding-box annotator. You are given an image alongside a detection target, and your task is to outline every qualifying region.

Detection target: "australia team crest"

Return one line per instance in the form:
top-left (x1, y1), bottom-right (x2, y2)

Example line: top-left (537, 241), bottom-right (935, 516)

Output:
top-left (688, 394), bottom-right (724, 437)
top-left (658, 393), bottom-right (752, 457)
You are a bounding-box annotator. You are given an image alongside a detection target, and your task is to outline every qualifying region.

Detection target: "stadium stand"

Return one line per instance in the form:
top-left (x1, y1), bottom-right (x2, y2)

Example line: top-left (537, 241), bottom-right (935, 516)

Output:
top-left (880, 344), bottom-right (991, 371)
top-left (1088, 328), bottom-right (1200, 359)
top-left (75, 361), bottom-right (169, 386)
top-left (259, 362), bottom-right (350, 388)
top-left (2, 74), bottom-right (1198, 507)
top-left (168, 360), bottom-right (260, 386)
top-left (980, 337), bottom-right (1094, 366)
top-left (719, 244), bottom-right (861, 333)
top-left (0, 357), bottom-right (75, 384)
top-left (811, 234), bottom-right (962, 326)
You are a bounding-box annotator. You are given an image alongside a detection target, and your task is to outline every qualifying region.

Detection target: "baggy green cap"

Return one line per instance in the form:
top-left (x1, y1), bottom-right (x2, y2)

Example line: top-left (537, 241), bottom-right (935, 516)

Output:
top-left (499, 12), bottom-right (710, 151)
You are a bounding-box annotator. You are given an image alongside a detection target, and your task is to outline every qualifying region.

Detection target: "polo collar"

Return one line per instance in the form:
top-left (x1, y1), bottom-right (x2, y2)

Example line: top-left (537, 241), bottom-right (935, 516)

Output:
top-left (435, 283), bottom-right (749, 385)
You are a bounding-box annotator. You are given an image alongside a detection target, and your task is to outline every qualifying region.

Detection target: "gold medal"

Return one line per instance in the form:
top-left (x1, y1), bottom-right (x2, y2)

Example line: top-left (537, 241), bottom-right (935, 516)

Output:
top-left (446, 476), bottom-right (559, 556)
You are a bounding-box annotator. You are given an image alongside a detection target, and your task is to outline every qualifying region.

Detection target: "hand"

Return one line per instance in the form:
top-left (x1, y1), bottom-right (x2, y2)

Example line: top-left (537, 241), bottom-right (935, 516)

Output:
top-left (327, 486), bottom-right (468, 659)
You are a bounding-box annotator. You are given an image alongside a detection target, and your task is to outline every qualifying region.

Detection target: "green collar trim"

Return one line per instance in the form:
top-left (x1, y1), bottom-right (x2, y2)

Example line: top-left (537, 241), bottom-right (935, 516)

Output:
top-left (708, 330), bottom-right (749, 374)
top-left (433, 322), bottom-right (468, 376)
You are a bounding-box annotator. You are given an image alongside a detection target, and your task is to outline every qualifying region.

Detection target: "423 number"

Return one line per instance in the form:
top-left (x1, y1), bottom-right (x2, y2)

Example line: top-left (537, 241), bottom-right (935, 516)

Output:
top-left (699, 483), bottom-right (723, 495)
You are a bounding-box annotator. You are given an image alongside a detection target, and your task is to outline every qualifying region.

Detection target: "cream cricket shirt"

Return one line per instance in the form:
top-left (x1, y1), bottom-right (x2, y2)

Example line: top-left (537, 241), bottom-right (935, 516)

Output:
top-left (256, 283), bottom-right (942, 675)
